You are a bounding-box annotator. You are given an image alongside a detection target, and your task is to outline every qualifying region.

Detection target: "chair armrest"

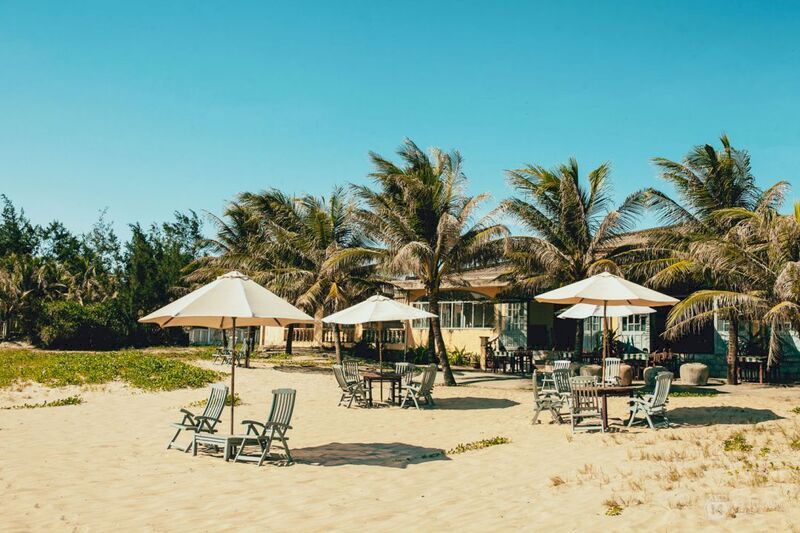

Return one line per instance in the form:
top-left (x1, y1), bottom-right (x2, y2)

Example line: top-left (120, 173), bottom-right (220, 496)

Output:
top-left (240, 419), bottom-right (264, 428)
top-left (180, 408), bottom-right (196, 417)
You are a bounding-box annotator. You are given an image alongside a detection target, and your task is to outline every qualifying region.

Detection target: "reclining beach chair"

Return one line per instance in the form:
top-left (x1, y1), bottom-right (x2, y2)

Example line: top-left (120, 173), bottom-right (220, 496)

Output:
top-left (402, 364), bottom-right (437, 410)
top-left (628, 371), bottom-right (673, 429)
top-left (167, 383), bottom-right (228, 452)
top-left (343, 360), bottom-right (360, 385)
top-left (395, 362), bottom-right (415, 386)
top-left (568, 379), bottom-right (604, 434)
top-left (542, 359), bottom-right (571, 392)
top-left (603, 357), bottom-right (622, 385)
top-left (233, 388), bottom-right (296, 466)
top-left (333, 364), bottom-right (367, 407)
top-left (532, 370), bottom-right (564, 424)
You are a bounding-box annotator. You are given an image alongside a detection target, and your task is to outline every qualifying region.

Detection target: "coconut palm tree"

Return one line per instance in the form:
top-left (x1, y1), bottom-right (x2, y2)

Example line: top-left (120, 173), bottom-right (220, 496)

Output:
top-left (331, 139), bottom-right (508, 386)
top-left (501, 158), bottom-right (645, 357)
top-left (631, 135), bottom-right (789, 383)
top-left (664, 200), bottom-right (800, 373)
top-left (192, 188), bottom-right (376, 363)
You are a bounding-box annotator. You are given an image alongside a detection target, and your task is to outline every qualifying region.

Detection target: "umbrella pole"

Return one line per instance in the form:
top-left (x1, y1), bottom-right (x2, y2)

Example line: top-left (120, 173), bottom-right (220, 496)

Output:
top-left (378, 322), bottom-right (384, 402)
top-left (602, 301), bottom-right (607, 382)
top-left (230, 317), bottom-right (236, 433)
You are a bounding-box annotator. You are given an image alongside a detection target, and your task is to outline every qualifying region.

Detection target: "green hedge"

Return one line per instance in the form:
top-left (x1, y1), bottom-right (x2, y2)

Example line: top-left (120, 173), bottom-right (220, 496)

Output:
top-left (37, 300), bottom-right (130, 350)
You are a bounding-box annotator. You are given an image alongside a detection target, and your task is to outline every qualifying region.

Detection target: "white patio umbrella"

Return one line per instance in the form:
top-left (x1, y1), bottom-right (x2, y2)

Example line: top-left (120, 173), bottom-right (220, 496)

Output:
top-left (536, 272), bottom-right (678, 376)
top-left (322, 295), bottom-right (437, 401)
top-left (557, 303), bottom-right (656, 320)
top-left (139, 271), bottom-right (313, 431)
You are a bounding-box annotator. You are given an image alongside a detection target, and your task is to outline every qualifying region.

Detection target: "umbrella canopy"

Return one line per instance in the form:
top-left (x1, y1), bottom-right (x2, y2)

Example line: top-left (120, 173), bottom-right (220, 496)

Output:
top-left (558, 303), bottom-right (656, 320)
top-left (323, 295), bottom-right (436, 403)
top-left (139, 271), bottom-right (314, 328)
top-left (139, 271), bottom-right (313, 432)
top-left (536, 272), bottom-right (678, 379)
top-left (535, 272), bottom-right (679, 307)
top-left (322, 295), bottom-right (436, 325)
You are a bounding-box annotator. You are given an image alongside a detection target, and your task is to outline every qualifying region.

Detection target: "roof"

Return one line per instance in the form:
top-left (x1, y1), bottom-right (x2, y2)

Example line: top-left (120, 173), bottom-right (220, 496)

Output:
top-left (391, 265), bottom-right (510, 292)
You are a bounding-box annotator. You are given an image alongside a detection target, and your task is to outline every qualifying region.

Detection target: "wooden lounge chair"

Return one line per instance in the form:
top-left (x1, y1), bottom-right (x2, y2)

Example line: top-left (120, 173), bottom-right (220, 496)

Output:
top-left (603, 357), bottom-right (622, 385)
top-left (333, 364), bottom-right (367, 408)
top-left (532, 370), bottom-right (564, 424)
top-left (552, 368), bottom-right (573, 403)
top-left (167, 383), bottom-right (228, 452)
top-left (628, 371), bottom-right (673, 429)
top-left (542, 359), bottom-right (571, 392)
top-left (568, 379), bottom-right (604, 434)
top-left (232, 388), bottom-right (296, 466)
top-left (402, 364), bottom-right (437, 410)
top-left (342, 360), bottom-right (360, 385)
top-left (395, 362), bottom-right (415, 386)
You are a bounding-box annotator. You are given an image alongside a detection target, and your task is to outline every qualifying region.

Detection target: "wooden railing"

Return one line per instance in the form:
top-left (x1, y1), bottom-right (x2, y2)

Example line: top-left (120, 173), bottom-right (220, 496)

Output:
top-left (362, 328), bottom-right (406, 344)
top-left (283, 326), bottom-right (356, 344)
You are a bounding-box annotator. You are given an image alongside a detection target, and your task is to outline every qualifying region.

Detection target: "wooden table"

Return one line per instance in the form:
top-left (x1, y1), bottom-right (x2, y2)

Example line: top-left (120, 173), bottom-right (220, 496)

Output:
top-left (596, 385), bottom-right (643, 431)
top-left (362, 371), bottom-right (403, 406)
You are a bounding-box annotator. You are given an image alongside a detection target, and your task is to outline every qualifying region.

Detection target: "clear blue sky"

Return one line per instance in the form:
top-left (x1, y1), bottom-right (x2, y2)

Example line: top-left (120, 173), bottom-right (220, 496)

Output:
top-left (1, 1), bottom-right (798, 239)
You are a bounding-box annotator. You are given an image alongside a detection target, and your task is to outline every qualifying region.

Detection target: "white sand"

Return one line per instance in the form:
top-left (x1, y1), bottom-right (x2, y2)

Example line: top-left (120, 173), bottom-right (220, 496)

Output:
top-left (2, 361), bottom-right (800, 532)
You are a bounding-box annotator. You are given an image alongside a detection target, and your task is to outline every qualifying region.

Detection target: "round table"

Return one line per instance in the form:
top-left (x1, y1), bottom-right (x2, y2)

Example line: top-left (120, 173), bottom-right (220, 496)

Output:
top-left (595, 385), bottom-right (643, 430)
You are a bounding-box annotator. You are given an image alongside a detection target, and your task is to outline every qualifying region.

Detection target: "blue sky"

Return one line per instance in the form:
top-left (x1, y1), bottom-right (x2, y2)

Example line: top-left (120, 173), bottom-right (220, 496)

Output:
top-left (1, 1), bottom-right (798, 239)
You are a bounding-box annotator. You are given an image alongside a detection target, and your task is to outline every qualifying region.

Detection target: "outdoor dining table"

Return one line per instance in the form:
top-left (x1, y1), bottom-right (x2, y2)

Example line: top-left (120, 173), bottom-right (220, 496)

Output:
top-left (362, 371), bottom-right (403, 407)
top-left (596, 385), bottom-right (643, 431)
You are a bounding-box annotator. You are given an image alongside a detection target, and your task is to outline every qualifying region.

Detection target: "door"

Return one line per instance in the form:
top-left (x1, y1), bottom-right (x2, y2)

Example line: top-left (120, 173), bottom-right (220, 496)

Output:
top-left (498, 302), bottom-right (527, 350)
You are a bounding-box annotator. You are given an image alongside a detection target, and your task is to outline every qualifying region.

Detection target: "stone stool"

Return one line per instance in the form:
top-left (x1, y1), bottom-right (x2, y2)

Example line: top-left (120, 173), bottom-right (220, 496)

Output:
top-left (680, 362), bottom-right (710, 386)
top-left (643, 365), bottom-right (669, 388)
top-left (618, 363), bottom-right (633, 386)
top-left (580, 364), bottom-right (602, 379)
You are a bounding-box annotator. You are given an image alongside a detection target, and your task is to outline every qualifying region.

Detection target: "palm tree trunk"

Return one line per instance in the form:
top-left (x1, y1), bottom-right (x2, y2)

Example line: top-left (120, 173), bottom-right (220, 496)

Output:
top-left (285, 324), bottom-right (294, 354)
top-left (573, 320), bottom-right (583, 359)
top-left (245, 326), bottom-right (254, 368)
top-left (333, 322), bottom-right (343, 364)
top-left (727, 317), bottom-right (739, 385)
top-left (313, 307), bottom-right (324, 347)
top-left (426, 321), bottom-right (435, 362)
top-left (428, 292), bottom-right (456, 386)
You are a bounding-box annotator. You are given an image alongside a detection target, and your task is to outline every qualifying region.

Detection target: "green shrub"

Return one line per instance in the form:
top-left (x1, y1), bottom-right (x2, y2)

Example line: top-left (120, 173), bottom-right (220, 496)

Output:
top-left (37, 300), bottom-right (130, 350)
top-left (447, 346), bottom-right (474, 367)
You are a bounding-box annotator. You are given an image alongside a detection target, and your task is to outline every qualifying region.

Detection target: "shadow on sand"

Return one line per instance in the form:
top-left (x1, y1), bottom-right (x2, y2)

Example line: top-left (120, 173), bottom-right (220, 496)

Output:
top-left (431, 397), bottom-right (519, 410)
top-left (667, 406), bottom-right (783, 427)
top-left (292, 442), bottom-right (449, 468)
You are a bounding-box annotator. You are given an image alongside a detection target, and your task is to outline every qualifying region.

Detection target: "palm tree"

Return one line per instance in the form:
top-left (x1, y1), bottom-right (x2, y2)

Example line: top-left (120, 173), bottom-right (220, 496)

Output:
top-left (333, 139), bottom-right (508, 386)
top-left (632, 135), bottom-right (789, 384)
top-left (664, 200), bottom-right (800, 373)
top-left (501, 158), bottom-right (644, 357)
top-left (192, 188), bottom-right (376, 363)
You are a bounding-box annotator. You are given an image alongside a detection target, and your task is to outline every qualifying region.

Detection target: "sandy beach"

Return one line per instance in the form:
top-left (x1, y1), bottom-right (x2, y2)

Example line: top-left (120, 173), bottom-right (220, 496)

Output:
top-left (2, 360), bottom-right (800, 532)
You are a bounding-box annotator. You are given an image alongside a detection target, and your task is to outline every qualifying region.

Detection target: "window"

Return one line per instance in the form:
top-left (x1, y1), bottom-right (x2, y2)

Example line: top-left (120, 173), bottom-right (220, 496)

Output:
top-left (622, 314), bottom-right (648, 332)
top-left (411, 295), bottom-right (496, 329)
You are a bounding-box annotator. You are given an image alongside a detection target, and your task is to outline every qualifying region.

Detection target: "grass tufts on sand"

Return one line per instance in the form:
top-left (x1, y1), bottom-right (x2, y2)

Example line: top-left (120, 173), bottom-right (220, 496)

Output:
top-left (0, 349), bottom-right (220, 391)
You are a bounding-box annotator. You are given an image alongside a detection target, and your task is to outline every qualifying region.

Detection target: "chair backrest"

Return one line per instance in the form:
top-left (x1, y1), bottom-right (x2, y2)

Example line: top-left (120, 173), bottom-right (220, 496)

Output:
top-left (332, 365), bottom-right (351, 391)
top-left (570, 375), bottom-right (598, 388)
top-left (395, 362), bottom-right (415, 385)
top-left (553, 369), bottom-right (572, 395)
top-left (267, 388), bottom-right (296, 428)
top-left (343, 360), bottom-right (359, 383)
top-left (570, 383), bottom-right (600, 414)
top-left (419, 364), bottom-right (437, 395)
top-left (651, 372), bottom-right (673, 408)
top-left (553, 360), bottom-right (571, 371)
top-left (604, 358), bottom-right (621, 383)
top-left (202, 383), bottom-right (229, 422)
